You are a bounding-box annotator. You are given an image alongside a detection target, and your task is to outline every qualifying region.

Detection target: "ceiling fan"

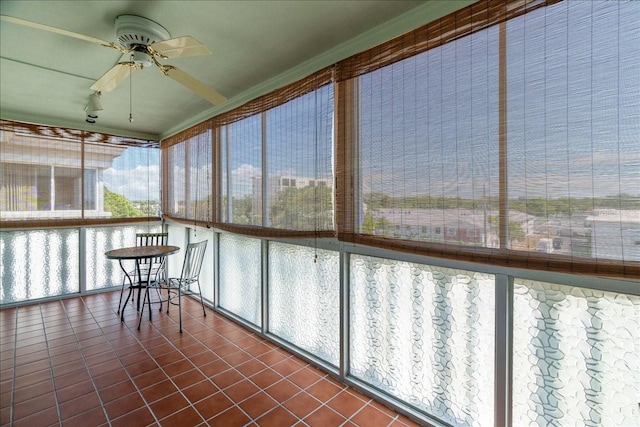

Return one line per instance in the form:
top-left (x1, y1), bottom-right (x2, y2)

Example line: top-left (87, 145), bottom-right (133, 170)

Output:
top-left (0, 14), bottom-right (226, 105)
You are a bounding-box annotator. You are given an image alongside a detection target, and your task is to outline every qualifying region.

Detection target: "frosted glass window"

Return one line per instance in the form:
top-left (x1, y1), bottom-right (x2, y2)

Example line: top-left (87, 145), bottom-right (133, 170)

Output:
top-left (188, 228), bottom-right (214, 302)
top-left (1, 229), bottom-right (79, 303)
top-left (269, 242), bottom-right (339, 366)
top-left (350, 254), bottom-right (495, 426)
top-left (513, 279), bottom-right (640, 426)
top-left (85, 224), bottom-right (161, 291)
top-left (219, 233), bottom-right (261, 326)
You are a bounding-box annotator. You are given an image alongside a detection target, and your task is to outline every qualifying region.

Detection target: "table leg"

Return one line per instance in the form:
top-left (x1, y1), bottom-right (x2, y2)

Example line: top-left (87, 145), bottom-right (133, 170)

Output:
top-left (119, 259), bottom-right (135, 322)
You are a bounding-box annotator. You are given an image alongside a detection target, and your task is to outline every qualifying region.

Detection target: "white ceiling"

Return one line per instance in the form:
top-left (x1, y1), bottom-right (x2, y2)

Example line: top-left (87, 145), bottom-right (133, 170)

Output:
top-left (0, 1), bottom-right (471, 141)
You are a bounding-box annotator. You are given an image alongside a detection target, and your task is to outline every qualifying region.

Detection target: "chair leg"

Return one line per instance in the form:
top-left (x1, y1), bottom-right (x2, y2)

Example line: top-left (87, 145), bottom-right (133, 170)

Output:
top-left (138, 285), bottom-right (151, 330)
top-left (117, 277), bottom-right (126, 315)
top-left (196, 280), bottom-right (206, 317)
top-left (178, 287), bottom-right (182, 333)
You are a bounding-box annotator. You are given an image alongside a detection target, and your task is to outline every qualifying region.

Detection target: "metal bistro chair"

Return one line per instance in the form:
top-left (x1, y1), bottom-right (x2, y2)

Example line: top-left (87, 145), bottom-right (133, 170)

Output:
top-left (117, 232), bottom-right (168, 318)
top-left (138, 240), bottom-right (208, 332)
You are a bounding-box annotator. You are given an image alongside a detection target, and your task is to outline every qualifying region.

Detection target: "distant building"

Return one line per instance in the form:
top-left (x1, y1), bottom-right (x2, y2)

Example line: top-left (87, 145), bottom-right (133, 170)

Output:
top-left (585, 209), bottom-right (640, 261)
top-left (1, 129), bottom-right (125, 219)
top-left (370, 208), bottom-right (535, 248)
top-left (250, 174), bottom-right (333, 217)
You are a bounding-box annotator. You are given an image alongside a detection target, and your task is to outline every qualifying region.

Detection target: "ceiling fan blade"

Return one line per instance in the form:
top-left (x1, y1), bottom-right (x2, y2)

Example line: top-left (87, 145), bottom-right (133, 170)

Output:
top-left (91, 63), bottom-right (134, 93)
top-left (0, 15), bottom-right (123, 52)
top-left (149, 36), bottom-right (211, 58)
top-left (164, 67), bottom-right (226, 105)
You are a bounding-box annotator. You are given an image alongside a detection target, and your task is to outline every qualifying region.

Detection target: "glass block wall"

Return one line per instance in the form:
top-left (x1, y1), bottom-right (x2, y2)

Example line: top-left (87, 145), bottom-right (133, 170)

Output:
top-left (188, 228), bottom-right (214, 302)
top-left (1, 229), bottom-right (79, 303)
top-left (350, 254), bottom-right (496, 426)
top-left (218, 233), bottom-right (262, 326)
top-left (268, 242), bottom-right (340, 367)
top-left (5, 223), bottom-right (639, 427)
top-left (513, 279), bottom-right (640, 426)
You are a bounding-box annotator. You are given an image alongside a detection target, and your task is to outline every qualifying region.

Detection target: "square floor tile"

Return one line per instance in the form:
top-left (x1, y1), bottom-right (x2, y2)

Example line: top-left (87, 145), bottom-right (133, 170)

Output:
top-left (59, 391), bottom-right (101, 419)
top-left (350, 404), bottom-right (395, 427)
top-left (255, 406), bottom-right (298, 427)
top-left (149, 392), bottom-right (190, 420)
top-left (140, 378), bottom-right (179, 403)
top-left (304, 405), bottom-right (347, 427)
top-left (182, 379), bottom-right (219, 404)
top-left (225, 379), bottom-right (260, 402)
top-left (208, 406), bottom-right (251, 425)
top-left (283, 392), bottom-right (322, 419)
top-left (327, 390), bottom-right (367, 418)
top-left (194, 392), bottom-right (234, 420)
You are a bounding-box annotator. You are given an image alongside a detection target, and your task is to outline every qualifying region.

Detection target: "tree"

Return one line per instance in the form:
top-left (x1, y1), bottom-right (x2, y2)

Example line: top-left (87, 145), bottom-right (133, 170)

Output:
top-left (488, 215), bottom-right (524, 246)
top-left (269, 185), bottom-right (332, 230)
top-left (232, 195), bottom-right (254, 224)
top-left (104, 188), bottom-right (143, 218)
top-left (362, 210), bottom-right (391, 235)
top-left (509, 220), bottom-right (525, 245)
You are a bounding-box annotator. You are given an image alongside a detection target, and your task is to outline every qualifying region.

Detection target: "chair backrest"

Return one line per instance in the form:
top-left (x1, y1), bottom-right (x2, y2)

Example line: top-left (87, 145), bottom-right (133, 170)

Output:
top-left (180, 240), bottom-right (208, 284)
top-left (136, 232), bottom-right (168, 265)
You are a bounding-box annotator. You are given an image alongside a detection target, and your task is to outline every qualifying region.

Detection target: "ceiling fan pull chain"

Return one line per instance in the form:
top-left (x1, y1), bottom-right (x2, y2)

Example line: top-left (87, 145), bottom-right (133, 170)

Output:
top-left (129, 53), bottom-right (134, 123)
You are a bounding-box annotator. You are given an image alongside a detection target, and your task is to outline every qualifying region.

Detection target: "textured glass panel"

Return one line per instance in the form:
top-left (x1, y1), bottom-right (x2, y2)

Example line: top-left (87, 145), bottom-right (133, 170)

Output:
top-left (85, 224), bottom-right (161, 291)
top-left (269, 242), bottom-right (339, 366)
top-left (513, 279), bottom-right (640, 426)
top-left (165, 223), bottom-right (185, 276)
top-left (1, 229), bottom-right (79, 303)
top-left (219, 233), bottom-right (261, 326)
top-left (188, 228), bottom-right (214, 302)
top-left (350, 254), bottom-right (495, 426)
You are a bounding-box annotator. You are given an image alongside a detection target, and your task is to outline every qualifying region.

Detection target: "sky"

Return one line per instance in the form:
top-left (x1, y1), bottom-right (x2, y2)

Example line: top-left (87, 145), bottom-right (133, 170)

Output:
top-left (102, 1), bottom-right (639, 205)
top-left (358, 0), bottom-right (639, 200)
top-left (103, 147), bottom-right (160, 201)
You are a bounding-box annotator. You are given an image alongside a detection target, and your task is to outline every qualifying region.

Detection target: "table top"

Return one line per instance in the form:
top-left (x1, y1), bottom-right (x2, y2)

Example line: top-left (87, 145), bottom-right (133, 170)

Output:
top-left (105, 245), bottom-right (180, 260)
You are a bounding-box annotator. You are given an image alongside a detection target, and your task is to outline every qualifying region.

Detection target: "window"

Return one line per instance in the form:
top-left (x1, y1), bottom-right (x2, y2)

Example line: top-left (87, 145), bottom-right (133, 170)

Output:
top-left (336, 0), bottom-right (639, 277)
top-left (266, 85), bottom-right (333, 231)
top-left (351, 21), bottom-right (499, 247)
top-left (166, 142), bottom-right (186, 218)
top-left (1, 121), bottom-right (159, 221)
top-left (222, 115), bottom-right (262, 225)
top-left (506, 1), bottom-right (640, 262)
top-left (165, 68), bottom-right (335, 235)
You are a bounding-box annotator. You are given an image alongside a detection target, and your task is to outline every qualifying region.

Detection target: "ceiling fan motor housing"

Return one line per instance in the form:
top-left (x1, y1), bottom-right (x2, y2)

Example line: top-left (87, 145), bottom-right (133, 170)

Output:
top-left (115, 15), bottom-right (170, 66)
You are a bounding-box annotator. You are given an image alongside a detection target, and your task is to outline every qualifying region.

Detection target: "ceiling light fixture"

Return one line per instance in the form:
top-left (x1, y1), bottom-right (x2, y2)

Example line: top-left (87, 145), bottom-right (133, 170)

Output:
top-left (85, 91), bottom-right (103, 123)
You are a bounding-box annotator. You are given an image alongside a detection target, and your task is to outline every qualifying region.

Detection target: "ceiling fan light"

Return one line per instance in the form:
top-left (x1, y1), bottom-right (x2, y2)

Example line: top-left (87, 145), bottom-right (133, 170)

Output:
top-left (88, 92), bottom-right (103, 112)
top-left (84, 91), bottom-right (102, 123)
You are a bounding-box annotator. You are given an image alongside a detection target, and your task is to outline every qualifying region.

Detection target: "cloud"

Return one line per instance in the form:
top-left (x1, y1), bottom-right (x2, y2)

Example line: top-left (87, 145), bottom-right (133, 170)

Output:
top-left (230, 163), bottom-right (261, 197)
top-left (104, 164), bottom-right (160, 201)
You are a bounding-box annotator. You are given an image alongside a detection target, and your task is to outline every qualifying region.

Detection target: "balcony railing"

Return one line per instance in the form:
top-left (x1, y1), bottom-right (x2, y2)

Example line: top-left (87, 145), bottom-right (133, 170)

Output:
top-left (1, 222), bottom-right (638, 427)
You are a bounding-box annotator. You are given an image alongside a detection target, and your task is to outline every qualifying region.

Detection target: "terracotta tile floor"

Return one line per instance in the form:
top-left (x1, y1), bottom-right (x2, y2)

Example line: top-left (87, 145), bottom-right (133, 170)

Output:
top-left (0, 291), bottom-right (423, 426)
